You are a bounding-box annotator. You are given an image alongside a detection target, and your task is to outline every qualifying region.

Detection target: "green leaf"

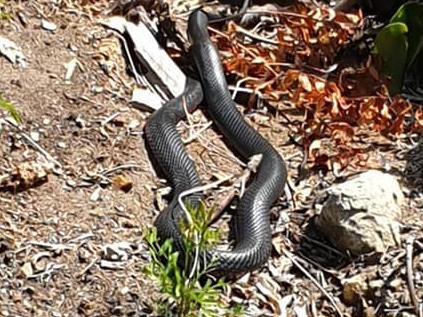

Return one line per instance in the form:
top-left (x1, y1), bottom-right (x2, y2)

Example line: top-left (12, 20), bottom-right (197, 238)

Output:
top-left (373, 22), bottom-right (409, 95)
top-left (0, 95), bottom-right (22, 123)
top-left (390, 2), bottom-right (423, 70)
top-left (0, 0), bottom-right (12, 21)
top-left (143, 202), bottom-right (244, 316)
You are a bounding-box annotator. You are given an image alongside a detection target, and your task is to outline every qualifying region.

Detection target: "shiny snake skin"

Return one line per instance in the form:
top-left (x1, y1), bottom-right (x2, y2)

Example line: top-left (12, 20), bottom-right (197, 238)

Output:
top-left (144, 9), bottom-right (287, 275)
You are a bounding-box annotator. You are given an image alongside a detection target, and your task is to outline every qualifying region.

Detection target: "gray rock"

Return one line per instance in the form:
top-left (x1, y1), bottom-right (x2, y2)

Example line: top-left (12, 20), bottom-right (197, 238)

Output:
top-left (316, 170), bottom-right (404, 256)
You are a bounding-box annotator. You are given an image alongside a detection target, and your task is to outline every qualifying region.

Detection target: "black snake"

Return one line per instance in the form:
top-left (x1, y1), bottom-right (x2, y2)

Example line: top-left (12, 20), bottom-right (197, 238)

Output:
top-left (144, 8), bottom-right (287, 275)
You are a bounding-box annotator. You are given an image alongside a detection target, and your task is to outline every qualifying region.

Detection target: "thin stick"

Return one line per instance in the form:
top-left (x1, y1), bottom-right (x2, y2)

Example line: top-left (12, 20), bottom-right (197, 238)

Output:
top-left (296, 251), bottom-right (339, 275)
top-left (285, 250), bottom-right (343, 317)
top-left (231, 76), bottom-right (262, 100)
top-left (228, 85), bottom-right (262, 96)
top-left (101, 112), bottom-right (120, 126)
top-left (100, 163), bottom-right (144, 176)
top-left (182, 121), bottom-right (213, 144)
top-left (208, 154), bottom-right (262, 226)
top-left (208, 26), bottom-right (279, 78)
top-left (178, 176), bottom-right (233, 223)
top-left (178, 176), bottom-right (232, 280)
top-left (76, 258), bottom-right (97, 278)
top-left (111, 30), bottom-right (162, 97)
top-left (208, 188), bottom-right (236, 227)
top-left (197, 134), bottom-right (246, 167)
top-left (300, 234), bottom-right (346, 257)
top-left (4, 118), bottom-right (62, 168)
top-left (234, 23), bottom-right (279, 45)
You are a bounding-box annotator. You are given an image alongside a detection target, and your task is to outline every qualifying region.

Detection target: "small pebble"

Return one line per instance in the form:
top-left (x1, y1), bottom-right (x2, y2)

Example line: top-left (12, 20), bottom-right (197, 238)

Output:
top-left (388, 278), bottom-right (402, 289)
top-left (75, 116), bottom-right (85, 128)
top-left (57, 141), bottom-right (66, 148)
top-left (30, 131), bottom-right (40, 142)
top-left (68, 43), bottom-right (78, 52)
top-left (128, 119), bottom-right (140, 130)
top-left (99, 61), bottom-right (114, 75)
top-left (66, 179), bottom-right (76, 188)
top-left (90, 187), bottom-right (101, 202)
top-left (92, 86), bottom-right (103, 94)
top-left (41, 19), bottom-right (57, 32)
top-left (10, 79), bottom-right (22, 88)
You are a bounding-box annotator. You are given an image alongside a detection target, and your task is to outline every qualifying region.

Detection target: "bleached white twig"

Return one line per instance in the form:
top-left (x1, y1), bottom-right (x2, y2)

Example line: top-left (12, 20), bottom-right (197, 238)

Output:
top-left (231, 76), bottom-right (261, 100)
top-left (4, 118), bottom-right (62, 168)
top-left (100, 163), bottom-right (143, 176)
top-left (285, 250), bottom-right (343, 317)
top-left (178, 175), bottom-right (233, 280)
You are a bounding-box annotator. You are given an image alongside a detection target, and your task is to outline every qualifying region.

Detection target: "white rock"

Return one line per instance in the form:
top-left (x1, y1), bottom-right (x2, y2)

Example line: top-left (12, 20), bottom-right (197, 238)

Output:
top-left (0, 36), bottom-right (27, 67)
top-left (64, 58), bottom-right (79, 82)
top-left (316, 170), bottom-right (404, 256)
top-left (41, 19), bottom-right (57, 32)
top-left (90, 187), bottom-right (101, 202)
top-left (30, 131), bottom-right (40, 142)
top-left (57, 142), bottom-right (66, 148)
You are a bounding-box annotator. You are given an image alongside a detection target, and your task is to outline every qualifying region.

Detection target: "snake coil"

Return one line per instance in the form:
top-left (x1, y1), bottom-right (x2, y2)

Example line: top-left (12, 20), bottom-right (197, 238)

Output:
top-left (144, 9), bottom-right (287, 275)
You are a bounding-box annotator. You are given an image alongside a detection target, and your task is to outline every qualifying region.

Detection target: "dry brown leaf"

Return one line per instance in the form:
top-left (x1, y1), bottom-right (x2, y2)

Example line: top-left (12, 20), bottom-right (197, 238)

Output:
top-left (112, 175), bottom-right (133, 193)
top-left (211, 2), bottom-right (420, 171)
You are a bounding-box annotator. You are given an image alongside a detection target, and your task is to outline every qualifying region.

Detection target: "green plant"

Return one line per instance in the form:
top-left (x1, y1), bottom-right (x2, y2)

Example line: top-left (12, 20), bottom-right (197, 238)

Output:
top-left (144, 202), bottom-right (244, 317)
top-left (0, 11), bottom-right (11, 20)
top-left (373, 22), bottom-right (409, 94)
top-left (0, 95), bottom-right (22, 123)
top-left (373, 2), bottom-right (423, 94)
top-left (0, 0), bottom-right (12, 20)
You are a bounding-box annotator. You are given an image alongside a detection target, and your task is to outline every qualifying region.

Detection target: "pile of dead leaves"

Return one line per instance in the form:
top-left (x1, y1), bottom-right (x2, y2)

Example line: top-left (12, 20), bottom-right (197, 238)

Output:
top-left (211, 2), bottom-right (423, 172)
top-left (282, 71), bottom-right (423, 171)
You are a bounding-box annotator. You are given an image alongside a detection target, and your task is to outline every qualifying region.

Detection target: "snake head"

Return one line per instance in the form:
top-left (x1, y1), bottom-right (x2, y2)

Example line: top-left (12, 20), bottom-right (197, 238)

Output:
top-left (187, 10), bottom-right (210, 45)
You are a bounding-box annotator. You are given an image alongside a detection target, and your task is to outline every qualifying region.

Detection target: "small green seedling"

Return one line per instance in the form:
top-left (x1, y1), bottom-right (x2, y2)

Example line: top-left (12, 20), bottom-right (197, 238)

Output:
top-left (144, 202), bottom-right (244, 317)
top-left (0, 95), bottom-right (22, 124)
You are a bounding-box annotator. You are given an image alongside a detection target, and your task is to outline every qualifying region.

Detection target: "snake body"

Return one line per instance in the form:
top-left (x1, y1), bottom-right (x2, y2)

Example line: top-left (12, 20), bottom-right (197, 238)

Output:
top-left (144, 78), bottom-right (204, 254)
top-left (144, 9), bottom-right (287, 275)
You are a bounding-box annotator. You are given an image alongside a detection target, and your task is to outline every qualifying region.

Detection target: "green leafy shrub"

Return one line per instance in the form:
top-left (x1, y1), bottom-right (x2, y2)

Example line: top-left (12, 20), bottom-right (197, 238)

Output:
top-left (144, 202), bottom-right (243, 317)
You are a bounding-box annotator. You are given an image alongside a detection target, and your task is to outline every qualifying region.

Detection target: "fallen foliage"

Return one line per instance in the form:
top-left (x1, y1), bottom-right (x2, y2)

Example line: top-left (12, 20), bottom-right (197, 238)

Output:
top-left (211, 3), bottom-right (423, 171)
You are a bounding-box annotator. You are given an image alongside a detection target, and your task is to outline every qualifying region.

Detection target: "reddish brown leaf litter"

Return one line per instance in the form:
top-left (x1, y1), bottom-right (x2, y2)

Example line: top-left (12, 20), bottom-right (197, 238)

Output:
top-left (212, 3), bottom-right (422, 171)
